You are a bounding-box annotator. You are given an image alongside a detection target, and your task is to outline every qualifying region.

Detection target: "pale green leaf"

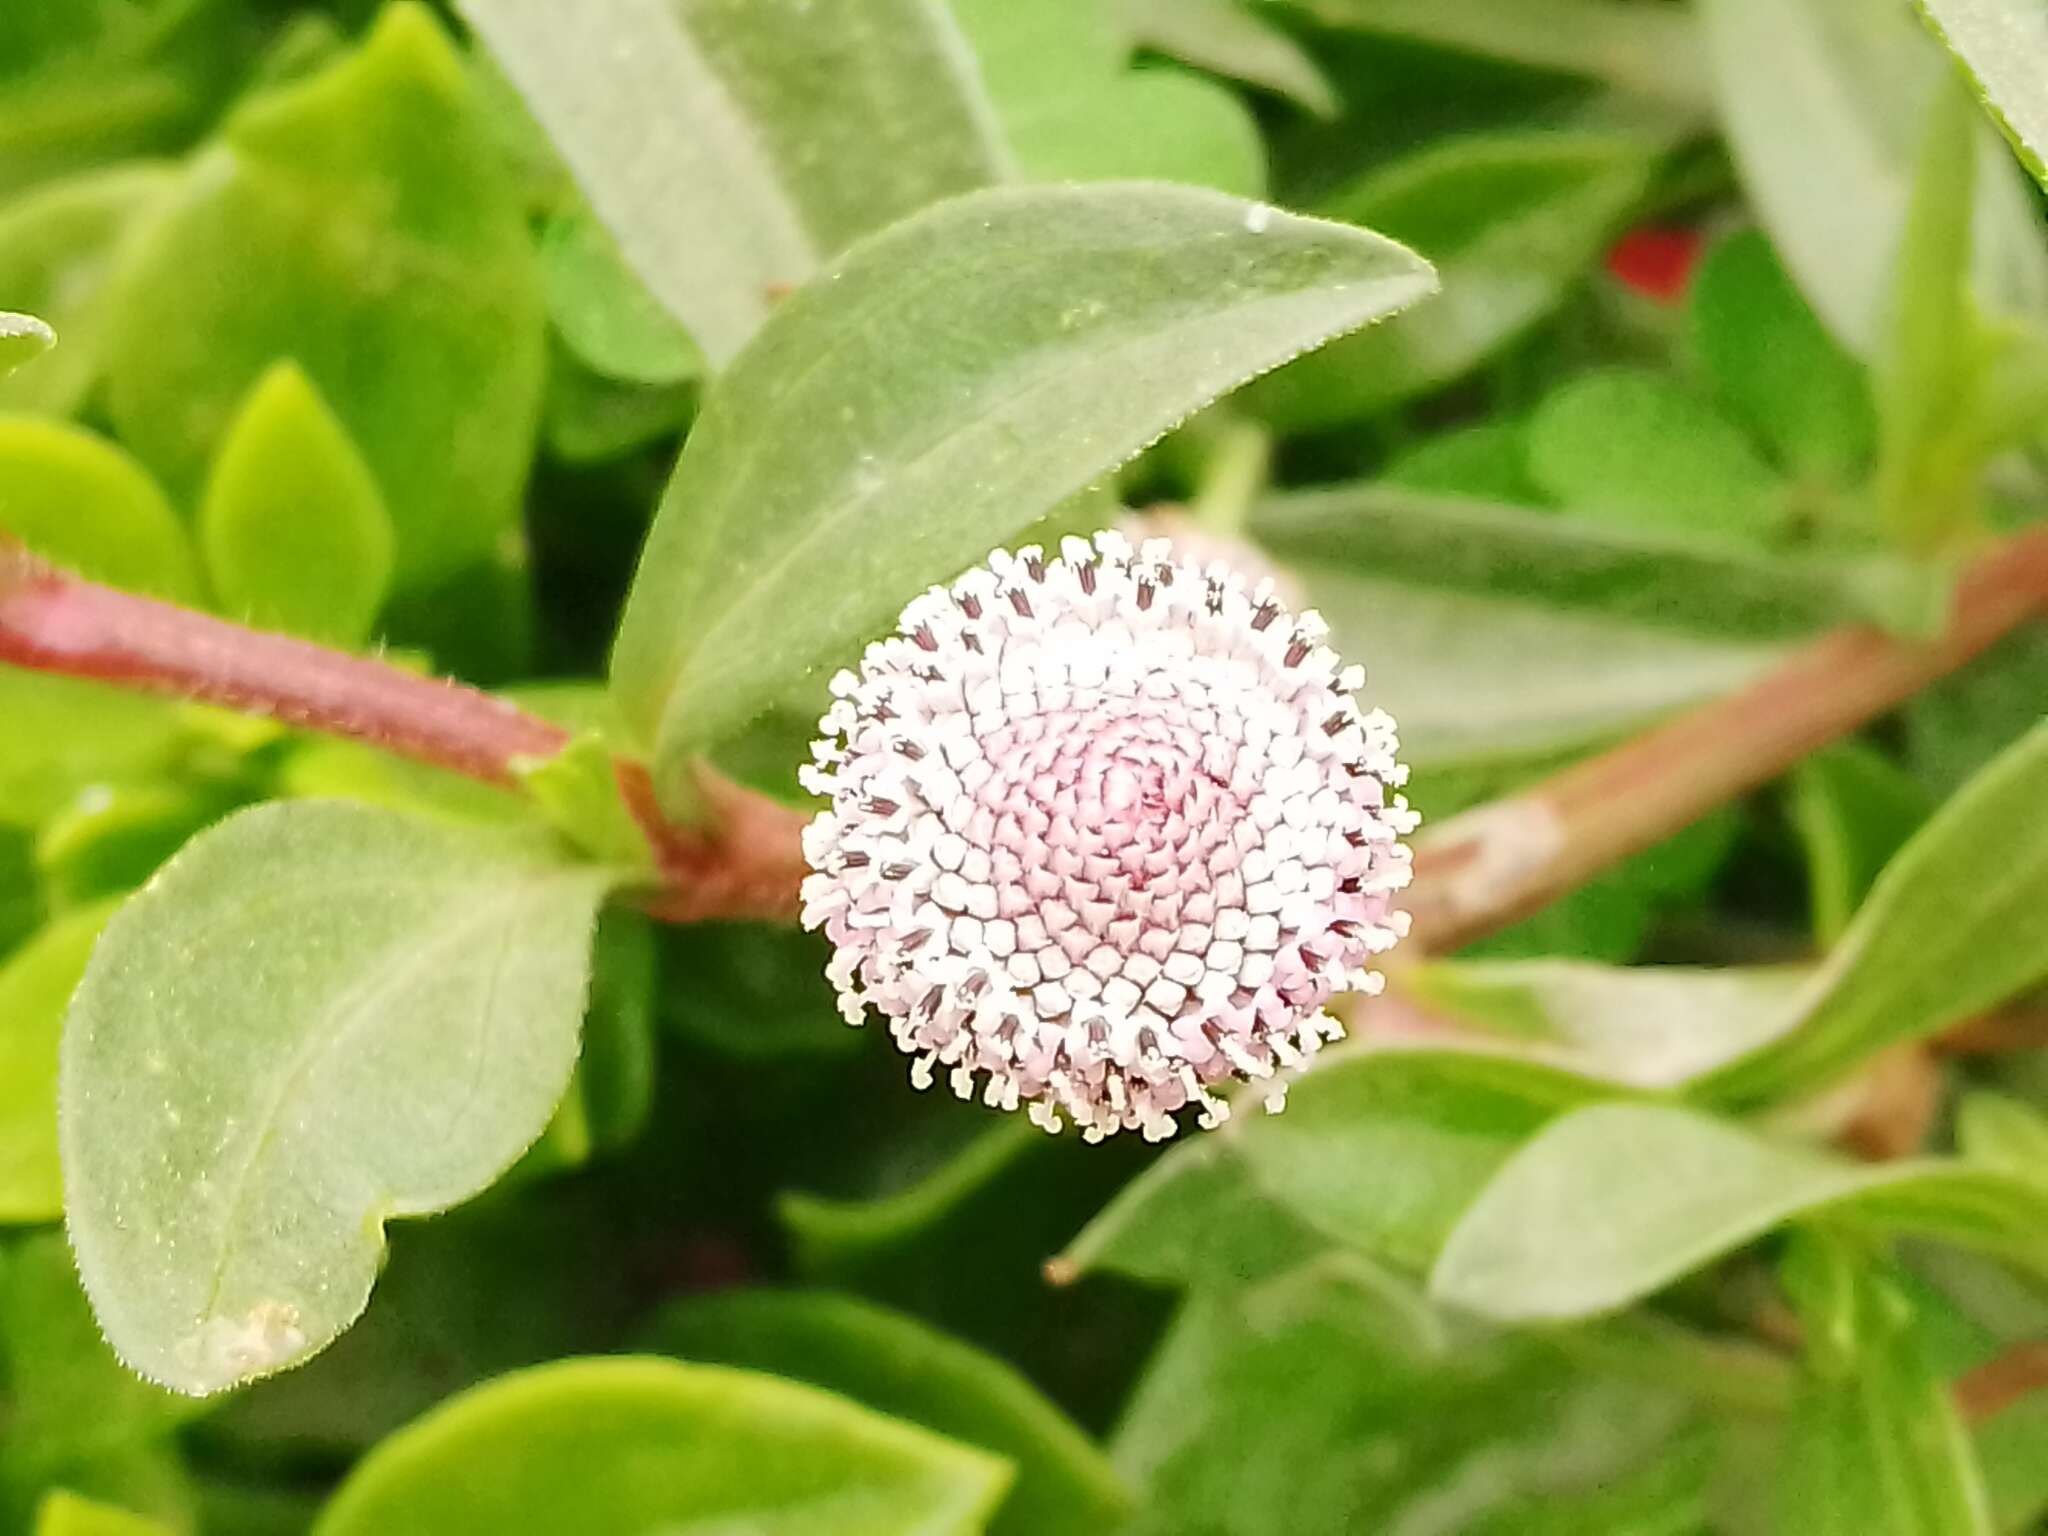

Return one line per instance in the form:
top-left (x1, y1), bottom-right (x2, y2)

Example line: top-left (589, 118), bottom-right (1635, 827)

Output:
top-left (1788, 743), bottom-right (1935, 945)
top-left (1294, 561), bottom-right (1786, 768)
top-left (1701, 717), bottom-right (2048, 1106)
top-left (1230, 1045), bottom-right (1609, 1274)
top-left (199, 361), bottom-right (396, 646)
top-left (459, 0), bottom-right (1007, 367)
top-left (1251, 484), bottom-right (1899, 638)
top-left (0, 312), bottom-right (54, 379)
top-left (0, 416), bottom-right (199, 602)
top-left (1701, 0), bottom-right (2048, 353)
top-left (1402, 959), bottom-right (1810, 1089)
top-left (310, 1357), bottom-right (1011, 1535)
top-left (1957, 1092), bottom-right (2048, 1183)
top-left (1251, 131), bottom-right (1655, 427)
top-left (1777, 1249), bottom-right (1996, 1536)
top-left (644, 1290), bottom-right (1130, 1536)
top-left (1059, 1133), bottom-right (1335, 1293)
top-left (1430, 1103), bottom-right (2048, 1321)
top-left (0, 166), bottom-right (173, 414)
top-left (1874, 71), bottom-right (1986, 550)
top-left (1916, 0), bottom-right (2048, 188)
top-left (102, 4), bottom-right (545, 592)
top-left (610, 182), bottom-right (1435, 805)
top-left (1117, 0), bottom-right (1339, 118)
top-left (0, 903), bottom-right (115, 1222)
top-left (1291, 0), bottom-right (1712, 113)
top-left (61, 801), bottom-right (619, 1395)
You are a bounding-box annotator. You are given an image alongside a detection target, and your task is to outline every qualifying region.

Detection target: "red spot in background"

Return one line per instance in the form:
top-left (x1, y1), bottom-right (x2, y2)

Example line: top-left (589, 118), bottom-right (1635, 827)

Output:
top-left (1607, 226), bottom-right (1703, 304)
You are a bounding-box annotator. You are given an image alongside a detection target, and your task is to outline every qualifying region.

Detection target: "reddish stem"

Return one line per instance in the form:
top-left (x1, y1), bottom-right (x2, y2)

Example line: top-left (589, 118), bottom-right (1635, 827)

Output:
top-left (0, 541), bottom-right (809, 921)
top-left (0, 545), bottom-right (569, 782)
top-left (4, 529), bottom-right (2046, 939)
top-left (1404, 526), bottom-right (2048, 955)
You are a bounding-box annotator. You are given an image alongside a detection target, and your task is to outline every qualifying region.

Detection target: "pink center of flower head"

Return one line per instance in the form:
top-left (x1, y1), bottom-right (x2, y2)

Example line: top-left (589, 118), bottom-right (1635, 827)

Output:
top-left (798, 530), bottom-right (1417, 1142)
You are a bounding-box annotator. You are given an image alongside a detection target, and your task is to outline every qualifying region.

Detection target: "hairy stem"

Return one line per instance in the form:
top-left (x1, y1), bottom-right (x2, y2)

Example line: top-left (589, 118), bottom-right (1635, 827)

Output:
top-left (4, 529), bottom-right (2046, 940)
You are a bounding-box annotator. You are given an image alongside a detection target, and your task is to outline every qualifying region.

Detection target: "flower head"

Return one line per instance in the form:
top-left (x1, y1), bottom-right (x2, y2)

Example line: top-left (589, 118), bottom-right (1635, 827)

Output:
top-left (799, 531), bottom-right (1416, 1141)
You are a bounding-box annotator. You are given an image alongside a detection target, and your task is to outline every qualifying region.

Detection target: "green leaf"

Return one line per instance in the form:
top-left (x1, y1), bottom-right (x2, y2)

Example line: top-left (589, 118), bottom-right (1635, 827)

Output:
top-left (1250, 131), bottom-right (1656, 428)
top-left (1227, 1045), bottom-right (1610, 1274)
top-left (539, 206), bottom-right (702, 387)
top-left (661, 922), bottom-right (867, 1061)
top-left (0, 1233), bottom-right (196, 1517)
top-left (1526, 369), bottom-right (1787, 543)
top-left (1907, 626), bottom-right (2048, 793)
top-left (644, 1290), bottom-right (1130, 1536)
top-left (1700, 0), bottom-right (2048, 354)
top-left (1059, 1133), bottom-right (1336, 1293)
top-left (1251, 484), bottom-right (1893, 639)
top-left (309, 1357), bottom-right (1011, 1535)
top-left (1701, 718), bottom-right (2048, 1106)
top-left (954, 0), bottom-right (1264, 195)
top-left (198, 1197), bottom-right (639, 1462)
top-left (1109, 1256), bottom-right (1704, 1536)
top-left (1381, 420), bottom-right (1543, 503)
top-left (1402, 958), bottom-right (1810, 1089)
top-left (0, 904), bottom-right (114, 1223)
top-left (781, 1122), bottom-right (1042, 1276)
top-left (102, 4), bottom-right (545, 592)
top-left (525, 910), bottom-right (659, 1170)
top-left (0, 166), bottom-right (173, 414)
top-left (0, 675), bottom-right (183, 832)
top-left (510, 733), bottom-right (654, 870)
top-left (61, 801), bottom-right (619, 1395)
top-left (32, 1492), bottom-right (174, 1536)
top-left (1874, 71), bottom-right (1986, 551)
top-left (0, 312), bottom-right (54, 379)
top-left (1915, 0), bottom-right (2048, 188)
top-left (1117, 0), bottom-right (1339, 118)
top-left (1789, 743), bottom-right (1936, 946)
top-left (0, 416), bottom-right (200, 601)
top-left (1430, 1103), bottom-right (2048, 1322)
top-left (1290, 0), bottom-right (1712, 113)
top-left (459, 0), bottom-right (1007, 369)
top-left (1956, 1092), bottom-right (2048, 1182)
top-left (610, 182), bottom-right (1435, 805)
top-left (541, 354), bottom-right (694, 466)
top-left (1776, 1248), bottom-right (1995, 1536)
top-left (1462, 810), bottom-right (1744, 965)
top-left (198, 362), bottom-right (395, 646)
top-left (1688, 228), bottom-right (1878, 481)
top-left (1292, 561), bottom-right (1786, 768)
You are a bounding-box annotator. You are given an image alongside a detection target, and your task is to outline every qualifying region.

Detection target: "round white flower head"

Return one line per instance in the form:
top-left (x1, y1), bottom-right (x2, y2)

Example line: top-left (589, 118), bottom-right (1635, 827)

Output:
top-left (799, 531), bottom-right (1417, 1142)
